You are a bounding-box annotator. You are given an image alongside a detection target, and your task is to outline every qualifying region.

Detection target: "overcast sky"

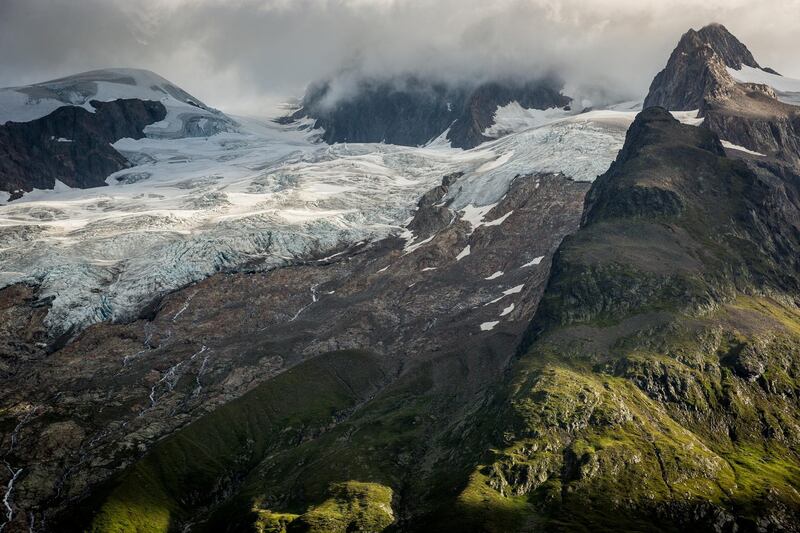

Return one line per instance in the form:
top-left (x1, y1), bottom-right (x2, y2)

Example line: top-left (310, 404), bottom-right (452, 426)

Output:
top-left (1, 0), bottom-right (798, 116)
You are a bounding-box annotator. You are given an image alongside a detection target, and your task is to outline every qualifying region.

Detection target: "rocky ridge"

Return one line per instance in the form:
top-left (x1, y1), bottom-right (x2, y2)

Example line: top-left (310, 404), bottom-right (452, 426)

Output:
top-left (645, 23), bottom-right (800, 166)
top-left (0, 99), bottom-right (166, 198)
top-left (449, 108), bottom-right (800, 532)
top-left (292, 75), bottom-right (570, 149)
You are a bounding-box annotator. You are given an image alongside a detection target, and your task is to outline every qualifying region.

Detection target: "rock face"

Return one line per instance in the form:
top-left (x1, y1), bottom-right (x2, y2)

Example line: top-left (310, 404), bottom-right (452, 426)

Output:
top-left (644, 24), bottom-right (758, 111)
top-left (645, 23), bottom-right (800, 166)
top-left (702, 89), bottom-right (800, 164)
top-left (0, 99), bottom-right (166, 198)
top-left (37, 107), bottom-right (800, 533)
top-left (0, 68), bottom-right (239, 198)
top-left (0, 172), bottom-right (589, 531)
top-left (452, 108), bottom-right (800, 532)
top-left (293, 76), bottom-right (570, 148)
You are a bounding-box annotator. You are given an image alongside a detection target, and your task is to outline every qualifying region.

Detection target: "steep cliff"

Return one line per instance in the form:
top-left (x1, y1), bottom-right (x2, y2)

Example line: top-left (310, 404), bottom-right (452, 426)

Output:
top-left (449, 108), bottom-right (800, 532)
top-left (0, 99), bottom-right (166, 198)
top-left (645, 23), bottom-right (800, 167)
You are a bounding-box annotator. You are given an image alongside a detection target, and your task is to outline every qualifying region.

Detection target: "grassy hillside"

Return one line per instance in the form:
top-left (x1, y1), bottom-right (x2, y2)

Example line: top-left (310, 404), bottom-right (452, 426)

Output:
top-left (449, 108), bottom-right (800, 531)
top-left (70, 109), bottom-right (800, 532)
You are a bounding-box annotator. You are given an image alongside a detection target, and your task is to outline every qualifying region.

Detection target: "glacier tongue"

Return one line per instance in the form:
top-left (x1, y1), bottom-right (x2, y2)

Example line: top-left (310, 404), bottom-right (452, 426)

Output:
top-left (0, 109), bottom-right (645, 335)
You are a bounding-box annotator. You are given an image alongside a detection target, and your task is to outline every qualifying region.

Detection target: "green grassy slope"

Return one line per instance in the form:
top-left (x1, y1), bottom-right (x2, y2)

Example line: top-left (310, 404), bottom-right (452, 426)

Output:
top-left (447, 108), bottom-right (800, 532)
top-left (80, 350), bottom-right (388, 532)
top-left (69, 108), bottom-right (800, 532)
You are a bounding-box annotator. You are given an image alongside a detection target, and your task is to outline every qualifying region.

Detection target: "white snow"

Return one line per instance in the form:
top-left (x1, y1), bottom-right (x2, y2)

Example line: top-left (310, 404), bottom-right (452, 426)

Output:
top-left (480, 321), bottom-right (499, 331)
top-left (483, 103), bottom-right (574, 138)
top-left (503, 284), bottom-right (525, 295)
top-left (482, 210), bottom-right (513, 227)
top-left (404, 234), bottom-right (436, 254)
top-left (421, 267), bottom-right (437, 272)
top-left (1, 94), bottom-right (671, 334)
top-left (727, 65), bottom-right (800, 106)
top-left (0, 68), bottom-right (237, 137)
top-left (499, 303), bottom-right (515, 317)
top-left (459, 203), bottom-right (498, 229)
top-left (521, 256), bottom-right (545, 267)
top-left (485, 271), bottom-right (504, 280)
top-left (721, 140), bottom-right (766, 157)
top-left (485, 284), bottom-right (526, 306)
top-left (671, 110), bottom-right (705, 126)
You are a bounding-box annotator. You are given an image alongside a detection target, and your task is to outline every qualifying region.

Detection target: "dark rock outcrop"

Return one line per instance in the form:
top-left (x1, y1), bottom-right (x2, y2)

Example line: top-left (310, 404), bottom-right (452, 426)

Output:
top-left (702, 89), bottom-right (800, 164)
top-left (645, 23), bottom-right (800, 167)
top-left (0, 172), bottom-right (590, 531)
top-left (644, 24), bottom-right (753, 111)
top-left (462, 107), bottom-right (800, 533)
top-left (0, 99), bottom-right (166, 199)
top-left (693, 23), bottom-right (761, 70)
top-left (293, 76), bottom-right (569, 149)
top-left (446, 80), bottom-right (571, 149)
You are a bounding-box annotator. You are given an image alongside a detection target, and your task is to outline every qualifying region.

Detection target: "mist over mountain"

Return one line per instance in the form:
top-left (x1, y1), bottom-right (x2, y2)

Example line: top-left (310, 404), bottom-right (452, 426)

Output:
top-left (3, 3), bottom-right (800, 533)
top-left (2, 0), bottom-right (799, 114)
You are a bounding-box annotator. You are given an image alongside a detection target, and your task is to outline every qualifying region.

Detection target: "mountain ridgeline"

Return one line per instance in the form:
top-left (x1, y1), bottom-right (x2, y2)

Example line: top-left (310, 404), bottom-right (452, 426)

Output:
top-left (646, 23), bottom-right (800, 166)
top-left (0, 99), bottom-right (166, 198)
top-left (64, 108), bottom-right (800, 532)
top-left (1, 22), bottom-right (800, 533)
top-left (292, 76), bottom-right (571, 148)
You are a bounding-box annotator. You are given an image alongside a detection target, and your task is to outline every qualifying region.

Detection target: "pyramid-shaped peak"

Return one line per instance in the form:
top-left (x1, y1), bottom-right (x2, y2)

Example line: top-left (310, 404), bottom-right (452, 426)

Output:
top-left (690, 23), bottom-right (760, 70)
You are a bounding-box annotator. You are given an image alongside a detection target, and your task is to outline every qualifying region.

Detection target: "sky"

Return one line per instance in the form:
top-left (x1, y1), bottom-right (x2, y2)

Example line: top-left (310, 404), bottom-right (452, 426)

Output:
top-left (1, 0), bottom-right (799, 116)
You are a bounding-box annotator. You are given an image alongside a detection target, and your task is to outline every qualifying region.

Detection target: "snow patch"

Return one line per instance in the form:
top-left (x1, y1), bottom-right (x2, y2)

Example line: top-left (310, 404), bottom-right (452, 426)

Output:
top-left (721, 140), bottom-right (766, 157)
top-left (671, 110), bottom-right (704, 126)
top-left (521, 256), bottom-right (545, 267)
top-left (484, 102), bottom-right (574, 138)
top-left (500, 303), bottom-right (515, 317)
top-left (503, 284), bottom-right (525, 295)
top-left (485, 271), bottom-right (504, 280)
top-left (483, 210), bottom-right (513, 227)
top-left (456, 245), bottom-right (471, 261)
top-left (485, 284), bottom-right (526, 306)
top-left (404, 234), bottom-right (435, 255)
top-left (459, 203), bottom-right (498, 229)
top-left (727, 66), bottom-right (800, 106)
top-left (480, 321), bottom-right (499, 331)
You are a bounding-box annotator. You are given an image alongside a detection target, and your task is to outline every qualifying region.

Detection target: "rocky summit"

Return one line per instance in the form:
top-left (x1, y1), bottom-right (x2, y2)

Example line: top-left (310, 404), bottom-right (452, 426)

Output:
top-left (646, 23), bottom-right (800, 166)
top-left (1, 16), bottom-right (800, 533)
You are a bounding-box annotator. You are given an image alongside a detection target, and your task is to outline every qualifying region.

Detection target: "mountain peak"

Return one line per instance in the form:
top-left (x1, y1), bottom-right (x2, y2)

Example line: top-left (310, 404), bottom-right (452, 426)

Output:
top-left (693, 23), bottom-right (760, 70)
top-left (643, 23), bottom-right (758, 111)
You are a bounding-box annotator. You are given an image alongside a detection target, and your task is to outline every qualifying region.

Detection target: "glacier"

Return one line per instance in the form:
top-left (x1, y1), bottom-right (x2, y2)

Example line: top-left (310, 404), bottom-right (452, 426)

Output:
top-left (0, 99), bottom-right (702, 335)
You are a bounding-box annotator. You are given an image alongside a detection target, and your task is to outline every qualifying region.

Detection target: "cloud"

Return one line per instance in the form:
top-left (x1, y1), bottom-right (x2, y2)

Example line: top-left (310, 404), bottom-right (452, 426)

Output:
top-left (1, 0), bottom-right (798, 115)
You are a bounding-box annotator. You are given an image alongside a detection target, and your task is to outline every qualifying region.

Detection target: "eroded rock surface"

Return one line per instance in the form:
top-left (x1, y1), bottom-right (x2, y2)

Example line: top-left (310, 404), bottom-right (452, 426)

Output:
top-left (0, 172), bottom-right (588, 531)
top-left (0, 99), bottom-right (166, 198)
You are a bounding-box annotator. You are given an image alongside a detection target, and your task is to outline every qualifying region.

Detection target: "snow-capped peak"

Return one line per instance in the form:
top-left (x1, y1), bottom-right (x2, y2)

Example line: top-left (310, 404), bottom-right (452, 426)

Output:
top-left (0, 68), bottom-right (238, 137)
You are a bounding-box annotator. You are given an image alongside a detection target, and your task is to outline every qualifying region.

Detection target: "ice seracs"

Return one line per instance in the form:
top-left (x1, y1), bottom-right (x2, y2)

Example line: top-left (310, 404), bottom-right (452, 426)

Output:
top-left (2, 92), bottom-right (705, 335)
